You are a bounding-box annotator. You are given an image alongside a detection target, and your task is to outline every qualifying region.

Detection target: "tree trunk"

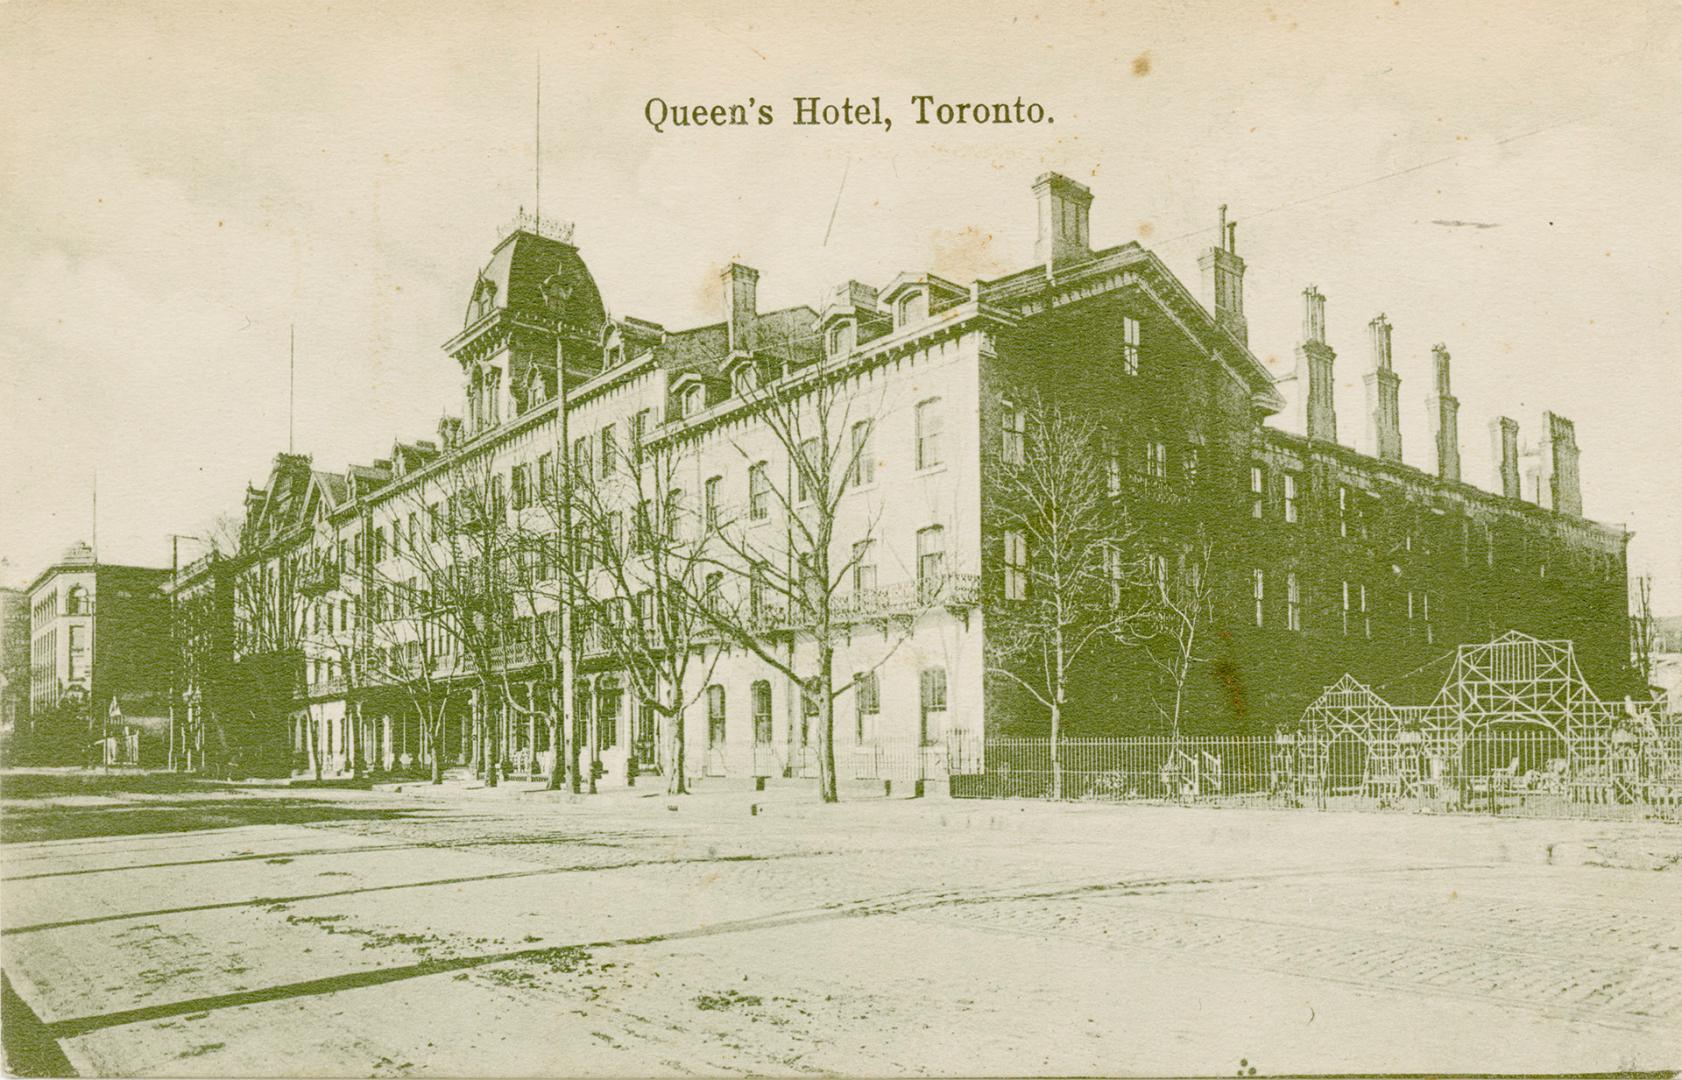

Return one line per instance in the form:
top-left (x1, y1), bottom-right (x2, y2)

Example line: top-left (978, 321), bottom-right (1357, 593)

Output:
top-left (817, 648), bottom-right (838, 803)
top-left (348, 700), bottom-right (363, 780)
top-left (546, 678), bottom-right (566, 791)
top-left (667, 677), bottom-right (688, 795)
top-left (1050, 699), bottom-right (1063, 800)
top-left (482, 686), bottom-right (499, 788)
top-left (586, 697), bottom-right (599, 795)
top-left (306, 712), bottom-right (323, 782)
top-left (1051, 630), bottom-right (1066, 801)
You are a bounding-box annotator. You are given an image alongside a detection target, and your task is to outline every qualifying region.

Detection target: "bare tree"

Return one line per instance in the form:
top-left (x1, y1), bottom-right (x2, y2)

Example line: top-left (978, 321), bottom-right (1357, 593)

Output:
top-left (387, 455), bottom-right (522, 788)
top-left (688, 345), bottom-right (901, 803)
top-left (985, 395), bottom-right (1152, 798)
top-left (359, 570), bottom-right (469, 784)
top-left (1631, 573), bottom-right (1661, 702)
top-left (207, 512), bottom-right (312, 779)
top-left (543, 430), bottom-right (722, 795)
top-left (1136, 537), bottom-right (1217, 744)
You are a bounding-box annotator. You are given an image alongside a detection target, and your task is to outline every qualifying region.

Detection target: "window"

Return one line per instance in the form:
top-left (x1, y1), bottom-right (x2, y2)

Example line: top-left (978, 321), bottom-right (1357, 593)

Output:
top-left (599, 426), bottom-right (617, 476)
top-left (1341, 581), bottom-right (1351, 636)
top-left (1286, 572), bottom-right (1301, 631)
top-left (748, 462), bottom-right (771, 521)
top-left (511, 463), bottom-right (529, 510)
top-left (1360, 584), bottom-right (1372, 639)
top-left (67, 625), bottom-right (88, 681)
top-left (749, 562), bottom-right (768, 620)
top-left (707, 684), bottom-right (726, 748)
top-left (66, 585), bottom-right (89, 615)
top-left (1146, 440), bottom-right (1167, 481)
top-left (1423, 592), bottom-right (1434, 644)
top-left (1338, 486), bottom-right (1349, 538)
top-left (919, 667), bottom-right (947, 745)
top-left (917, 525), bottom-right (945, 590)
top-left (1106, 441), bottom-right (1122, 496)
top-left (537, 453), bottom-right (553, 498)
top-left (850, 421), bottom-right (875, 486)
top-left (705, 475), bottom-right (722, 530)
top-left (703, 571), bottom-right (723, 609)
top-left (1121, 316), bottom-right (1141, 376)
top-left (573, 436), bottom-right (591, 480)
top-left (633, 499), bottom-right (653, 552)
top-left (915, 398), bottom-right (943, 470)
top-left (854, 671), bottom-right (879, 744)
top-left (1105, 545), bottom-right (1126, 605)
top-left (896, 292), bottom-right (919, 328)
top-left (1251, 465), bottom-right (1265, 518)
top-left (752, 680), bottom-right (773, 745)
top-left (852, 539), bottom-right (877, 594)
top-left (665, 489), bottom-right (684, 539)
top-left (1284, 474), bottom-right (1299, 524)
top-left (796, 438), bottom-right (819, 504)
top-left (1182, 445), bottom-right (1200, 486)
top-left (373, 526), bottom-right (388, 564)
top-left (631, 410), bottom-right (650, 461)
top-left (1001, 401), bottom-right (1025, 465)
top-left (1252, 569), bottom-right (1265, 627)
top-left (827, 323), bottom-right (852, 357)
top-left (1003, 530), bottom-right (1028, 601)
top-left (407, 512), bottom-right (418, 552)
top-left (597, 677), bottom-right (622, 751)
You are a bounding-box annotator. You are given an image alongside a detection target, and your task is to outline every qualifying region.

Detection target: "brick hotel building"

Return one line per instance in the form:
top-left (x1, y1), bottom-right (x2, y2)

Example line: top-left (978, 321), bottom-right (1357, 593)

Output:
top-left (175, 173), bottom-right (1632, 784)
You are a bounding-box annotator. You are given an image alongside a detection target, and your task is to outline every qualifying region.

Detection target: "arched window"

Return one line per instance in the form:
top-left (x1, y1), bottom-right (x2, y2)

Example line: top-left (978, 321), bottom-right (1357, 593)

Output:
top-left (751, 680), bottom-right (773, 745)
top-left (706, 684), bottom-right (727, 748)
top-left (65, 585), bottom-right (89, 615)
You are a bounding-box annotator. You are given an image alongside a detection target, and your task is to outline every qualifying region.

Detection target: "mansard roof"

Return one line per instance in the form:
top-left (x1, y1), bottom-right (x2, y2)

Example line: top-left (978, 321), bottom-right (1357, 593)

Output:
top-left (462, 228), bottom-right (605, 337)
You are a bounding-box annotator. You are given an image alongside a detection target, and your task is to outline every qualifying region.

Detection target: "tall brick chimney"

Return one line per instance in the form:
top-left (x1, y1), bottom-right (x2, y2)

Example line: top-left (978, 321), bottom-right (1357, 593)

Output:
top-left (721, 263), bottom-right (759, 354)
top-left (1363, 314), bottom-right (1402, 461)
top-left (1293, 285), bottom-right (1337, 443)
top-left (1490, 416), bottom-right (1521, 499)
top-left (1198, 205), bottom-right (1248, 345)
top-left (1032, 173), bottom-right (1093, 272)
top-left (1428, 344), bottom-right (1460, 484)
top-left (1539, 411), bottom-right (1583, 516)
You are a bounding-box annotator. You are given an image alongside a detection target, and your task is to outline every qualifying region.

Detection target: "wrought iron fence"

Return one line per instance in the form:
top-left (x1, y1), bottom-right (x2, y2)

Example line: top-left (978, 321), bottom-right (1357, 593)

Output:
top-left (941, 730), bottom-right (1682, 822)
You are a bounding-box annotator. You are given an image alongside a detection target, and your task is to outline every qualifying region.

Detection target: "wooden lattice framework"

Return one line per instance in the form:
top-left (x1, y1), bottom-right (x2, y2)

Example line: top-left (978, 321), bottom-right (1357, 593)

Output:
top-left (1296, 631), bottom-right (1656, 802)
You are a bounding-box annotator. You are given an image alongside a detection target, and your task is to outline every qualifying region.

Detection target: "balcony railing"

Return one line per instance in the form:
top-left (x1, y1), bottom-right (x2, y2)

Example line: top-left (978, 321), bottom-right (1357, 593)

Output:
top-left (834, 573), bottom-right (981, 622)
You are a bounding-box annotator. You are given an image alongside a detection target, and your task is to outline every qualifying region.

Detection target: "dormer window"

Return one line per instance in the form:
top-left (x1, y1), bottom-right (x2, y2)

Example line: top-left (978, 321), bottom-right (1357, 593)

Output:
top-left (895, 291), bottom-right (924, 328)
top-left (472, 278), bottom-right (497, 321)
top-left (686, 383), bottom-right (706, 417)
top-left (733, 365), bottom-right (757, 394)
top-left (827, 322), bottom-right (853, 358)
top-left (527, 367), bottom-right (549, 407)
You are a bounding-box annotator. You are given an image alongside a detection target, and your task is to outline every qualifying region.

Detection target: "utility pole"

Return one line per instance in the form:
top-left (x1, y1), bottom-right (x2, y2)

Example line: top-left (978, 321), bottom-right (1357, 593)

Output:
top-left (542, 271), bottom-right (578, 792)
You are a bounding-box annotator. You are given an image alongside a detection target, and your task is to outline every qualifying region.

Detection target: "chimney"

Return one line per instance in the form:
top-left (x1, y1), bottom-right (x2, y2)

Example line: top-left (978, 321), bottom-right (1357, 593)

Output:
top-left (1539, 411), bottom-right (1583, 516)
top-left (1198, 205), bottom-right (1248, 345)
top-left (721, 263), bottom-right (759, 354)
top-left (1363, 314), bottom-right (1402, 461)
top-left (1032, 172), bottom-right (1094, 272)
top-left (1428, 344), bottom-right (1460, 484)
top-left (1293, 286), bottom-right (1337, 442)
top-left (1490, 416), bottom-right (1521, 499)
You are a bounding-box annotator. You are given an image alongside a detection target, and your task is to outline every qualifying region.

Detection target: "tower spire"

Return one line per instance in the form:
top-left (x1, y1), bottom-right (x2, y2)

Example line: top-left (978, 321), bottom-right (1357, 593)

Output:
top-left (534, 52), bottom-right (542, 230)
top-left (289, 324), bottom-right (296, 454)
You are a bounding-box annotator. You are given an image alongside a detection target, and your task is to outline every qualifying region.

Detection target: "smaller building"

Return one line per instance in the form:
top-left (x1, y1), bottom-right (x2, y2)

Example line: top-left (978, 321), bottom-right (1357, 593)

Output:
top-left (1, 584), bottom-right (29, 736)
top-left (26, 543), bottom-right (172, 764)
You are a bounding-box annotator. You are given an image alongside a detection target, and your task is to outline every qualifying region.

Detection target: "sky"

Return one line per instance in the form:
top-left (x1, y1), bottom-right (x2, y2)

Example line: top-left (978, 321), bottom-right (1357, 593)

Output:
top-left (2, 0), bottom-right (1678, 611)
